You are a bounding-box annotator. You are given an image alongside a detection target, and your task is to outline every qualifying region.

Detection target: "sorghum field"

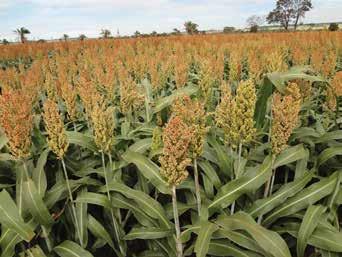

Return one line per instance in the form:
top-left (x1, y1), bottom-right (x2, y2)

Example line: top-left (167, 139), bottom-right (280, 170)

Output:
top-left (0, 31), bottom-right (341, 257)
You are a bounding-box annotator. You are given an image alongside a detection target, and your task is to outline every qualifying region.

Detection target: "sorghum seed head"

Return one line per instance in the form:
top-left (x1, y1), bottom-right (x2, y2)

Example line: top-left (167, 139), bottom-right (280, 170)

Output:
top-left (159, 116), bottom-right (192, 186)
top-left (43, 99), bottom-right (69, 159)
top-left (0, 89), bottom-right (33, 159)
top-left (271, 83), bottom-right (302, 155)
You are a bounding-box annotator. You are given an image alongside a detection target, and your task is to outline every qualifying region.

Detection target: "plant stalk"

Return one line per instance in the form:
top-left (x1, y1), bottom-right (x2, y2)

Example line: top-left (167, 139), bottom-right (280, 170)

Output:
top-left (270, 170), bottom-right (275, 196)
top-left (172, 185), bottom-right (183, 257)
top-left (61, 158), bottom-right (82, 246)
top-left (257, 155), bottom-right (275, 224)
top-left (22, 159), bottom-right (30, 180)
top-left (101, 152), bottom-right (125, 255)
top-left (231, 143), bottom-right (242, 215)
top-left (193, 158), bottom-right (201, 216)
top-left (42, 226), bottom-right (53, 252)
top-left (257, 177), bottom-right (271, 224)
top-left (73, 122), bottom-right (82, 160)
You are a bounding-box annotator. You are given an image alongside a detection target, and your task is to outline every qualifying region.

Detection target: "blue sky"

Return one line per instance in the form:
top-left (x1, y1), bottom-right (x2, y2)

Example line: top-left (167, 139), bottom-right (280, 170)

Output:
top-left (0, 0), bottom-right (341, 41)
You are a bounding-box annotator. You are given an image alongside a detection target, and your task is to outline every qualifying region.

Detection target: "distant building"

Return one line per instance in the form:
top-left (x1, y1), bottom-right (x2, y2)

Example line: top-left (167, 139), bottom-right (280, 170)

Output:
top-left (256, 22), bottom-right (342, 32)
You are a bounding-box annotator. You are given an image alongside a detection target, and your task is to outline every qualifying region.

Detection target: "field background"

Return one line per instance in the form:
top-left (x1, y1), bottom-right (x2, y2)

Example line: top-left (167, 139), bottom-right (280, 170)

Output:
top-left (0, 31), bottom-right (341, 257)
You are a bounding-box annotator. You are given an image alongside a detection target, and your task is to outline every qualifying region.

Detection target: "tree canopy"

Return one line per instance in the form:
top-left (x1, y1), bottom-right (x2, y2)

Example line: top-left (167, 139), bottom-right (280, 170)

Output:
top-left (184, 21), bottom-right (199, 35)
top-left (13, 27), bottom-right (30, 43)
top-left (267, 0), bottom-right (313, 30)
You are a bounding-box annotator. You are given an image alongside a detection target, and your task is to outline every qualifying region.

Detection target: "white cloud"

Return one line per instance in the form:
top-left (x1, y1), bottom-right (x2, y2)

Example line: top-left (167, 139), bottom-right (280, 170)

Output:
top-left (306, 0), bottom-right (342, 23)
top-left (16, 0), bottom-right (169, 9)
top-left (0, 0), bottom-right (341, 41)
top-left (0, 0), bottom-right (11, 10)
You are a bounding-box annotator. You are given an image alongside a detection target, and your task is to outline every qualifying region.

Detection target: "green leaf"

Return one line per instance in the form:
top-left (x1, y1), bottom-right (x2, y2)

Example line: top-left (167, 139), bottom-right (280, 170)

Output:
top-left (248, 171), bottom-right (313, 217)
top-left (66, 131), bottom-right (98, 152)
top-left (216, 212), bottom-right (291, 257)
top-left (317, 147), bottom-right (342, 166)
top-left (111, 193), bottom-right (156, 227)
top-left (309, 228), bottom-right (342, 252)
top-left (276, 223), bottom-right (342, 252)
top-left (209, 156), bottom-right (272, 211)
top-left (255, 77), bottom-right (273, 129)
top-left (194, 221), bottom-right (218, 257)
top-left (315, 130), bottom-right (342, 143)
top-left (104, 181), bottom-right (171, 229)
top-left (142, 78), bottom-right (154, 122)
top-left (76, 188), bottom-right (88, 247)
top-left (319, 250), bottom-right (340, 257)
top-left (128, 138), bottom-right (152, 154)
top-left (124, 227), bottom-right (171, 240)
top-left (273, 144), bottom-right (307, 169)
top-left (0, 153), bottom-right (16, 162)
top-left (22, 245), bottom-right (47, 257)
top-left (54, 240), bottom-right (94, 257)
top-left (291, 127), bottom-right (320, 141)
top-left (217, 229), bottom-right (265, 254)
top-left (297, 205), bottom-right (326, 257)
top-left (266, 67), bottom-right (326, 94)
top-left (0, 190), bottom-right (35, 242)
top-left (138, 250), bottom-right (166, 257)
top-left (0, 134), bottom-right (8, 150)
top-left (198, 161), bottom-right (222, 189)
top-left (88, 214), bottom-right (115, 250)
top-left (0, 229), bottom-right (22, 257)
top-left (263, 172), bottom-right (338, 226)
top-left (45, 177), bottom-right (101, 208)
top-left (122, 151), bottom-right (170, 194)
top-left (22, 179), bottom-right (54, 227)
top-left (255, 68), bottom-right (326, 129)
top-left (32, 148), bottom-right (49, 197)
top-left (208, 239), bottom-right (263, 257)
top-left (75, 192), bottom-right (111, 209)
top-left (208, 137), bottom-right (233, 178)
top-left (153, 85), bottom-right (198, 113)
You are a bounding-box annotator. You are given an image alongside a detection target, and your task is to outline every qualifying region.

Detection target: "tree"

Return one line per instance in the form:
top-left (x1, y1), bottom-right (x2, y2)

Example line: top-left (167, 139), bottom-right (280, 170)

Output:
top-left (267, 0), bottom-right (293, 30)
top-left (2, 39), bottom-right (9, 45)
top-left (247, 15), bottom-right (264, 27)
top-left (79, 34), bottom-right (87, 41)
top-left (151, 31), bottom-right (158, 36)
top-left (184, 21), bottom-right (199, 35)
top-left (250, 25), bottom-right (258, 33)
top-left (267, 0), bottom-right (312, 30)
top-left (173, 28), bottom-right (181, 35)
top-left (63, 34), bottom-right (69, 41)
top-left (223, 26), bottom-right (235, 33)
top-left (328, 23), bottom-right (339, 31)
top-left (100, 29), bottom-right (111, 39)
top-left (13, 27), bottom-right (30, 43)
top-left (292, 0), bottom-right (313, 29)
top-left (134, 31), bottom-right (141, 37)
top-left (247, 15), bottom-right (264, 32)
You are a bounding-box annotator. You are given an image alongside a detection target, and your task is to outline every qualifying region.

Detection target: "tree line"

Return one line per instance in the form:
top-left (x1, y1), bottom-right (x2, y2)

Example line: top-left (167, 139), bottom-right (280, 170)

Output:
top-left (2, 0), bottom-right (340, 45)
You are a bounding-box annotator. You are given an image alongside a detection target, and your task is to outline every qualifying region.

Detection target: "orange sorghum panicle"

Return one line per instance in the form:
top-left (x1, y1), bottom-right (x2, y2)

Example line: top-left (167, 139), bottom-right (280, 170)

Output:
top-left (172, 95), bottom-right (208, 158)
top-left (265, 48), bottom-right (287, 73)
top-left (90, 102), bottom-right (115, 153)
top-left (215, 79), bottom-right (256, 148)
top-left (151, 126), bottom-right (163, 153)
top-left (159, 116), bottom-right (192, 186)
top-left (327, 71), bottom-right (342, 111)
top-left (0, 89), bottom-right (33, 159)
top-left (119, 74), bottom-right (144, 115)
top-left (43, 99), bottom-right (69, 159)
top-left (228, 51), bottom-right (242, 82)
top-left (271, 83), bottom-right (302, 155)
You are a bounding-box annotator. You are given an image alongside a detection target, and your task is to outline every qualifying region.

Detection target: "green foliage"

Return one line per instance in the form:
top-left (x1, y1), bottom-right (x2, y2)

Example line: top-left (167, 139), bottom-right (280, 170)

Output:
top-left (0, 40), bottom-right (341, 257)
top-left (329, 23), bottom-right (339, 31)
